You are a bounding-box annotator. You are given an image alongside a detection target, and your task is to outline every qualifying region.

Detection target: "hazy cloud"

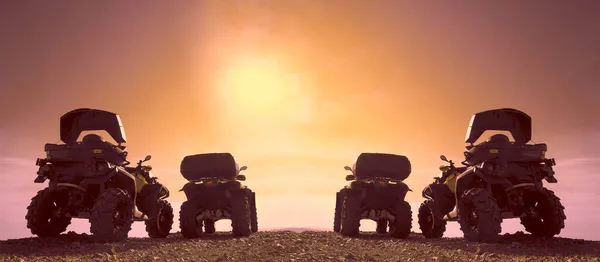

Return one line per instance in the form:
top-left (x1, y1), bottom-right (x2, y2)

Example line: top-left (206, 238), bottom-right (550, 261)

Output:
top-left (558, 157), bottom-right (600, 167)
top-left (0, 157), bottom-right (32, 166)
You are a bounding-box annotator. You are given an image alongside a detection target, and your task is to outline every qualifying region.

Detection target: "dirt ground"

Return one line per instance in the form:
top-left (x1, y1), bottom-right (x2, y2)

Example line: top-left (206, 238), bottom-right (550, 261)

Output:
top-left (1, 231), bottom-right (599, 262)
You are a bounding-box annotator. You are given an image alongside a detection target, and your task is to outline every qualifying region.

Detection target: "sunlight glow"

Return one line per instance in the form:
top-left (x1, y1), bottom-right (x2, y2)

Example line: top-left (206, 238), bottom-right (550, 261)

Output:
top-left (217, 55), bottom-right (299, 116)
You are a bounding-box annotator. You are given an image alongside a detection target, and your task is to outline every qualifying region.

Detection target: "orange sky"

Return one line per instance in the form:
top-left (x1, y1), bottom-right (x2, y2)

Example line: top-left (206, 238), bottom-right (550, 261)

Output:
top-left (1, 1), bottom-right (600, 240)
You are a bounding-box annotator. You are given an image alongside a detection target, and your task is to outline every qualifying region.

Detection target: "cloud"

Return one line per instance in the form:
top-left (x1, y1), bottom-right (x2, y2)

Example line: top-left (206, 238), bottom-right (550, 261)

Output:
top-left (557, 157), bottom-right (600, 167)
top-left (0, 157), bottom-right (34, 167)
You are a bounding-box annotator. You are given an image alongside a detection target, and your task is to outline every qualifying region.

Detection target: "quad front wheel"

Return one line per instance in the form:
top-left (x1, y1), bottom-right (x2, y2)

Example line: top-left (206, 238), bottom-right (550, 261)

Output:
top-left (90, 188), bottom-right (134, 242)
top-left (418, 200), bottom-right (447, 238)
top-left (458, 188), bottom-right (502, 242)
top-left (145, 199), bottom-right (174, 238)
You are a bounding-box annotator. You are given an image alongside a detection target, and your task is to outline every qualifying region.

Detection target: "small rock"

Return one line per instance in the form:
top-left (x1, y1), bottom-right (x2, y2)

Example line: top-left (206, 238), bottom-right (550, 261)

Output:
top-left (70, 241), bottom-right (81, 249)
top-left (276, 243), bottom-right (285, 249)
top-left (475, 247), bottom-right (483, 255)
top-left (94, 253), bottom-right (112, 261)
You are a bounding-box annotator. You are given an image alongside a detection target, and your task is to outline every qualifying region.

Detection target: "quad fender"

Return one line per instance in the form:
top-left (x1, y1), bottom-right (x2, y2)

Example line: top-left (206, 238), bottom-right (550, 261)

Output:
top-left (422, 183), bottom-right (455, 217)
top-left (137, 183), bottom-right (169, 217)
top-left (455, 166), bottom-right (512, 200)
top-left (228, 186), bottom-right (248, 198)
top-left (455, 168), bottom-right (478, 200)
top-left (78, 166), bottom-right (136, 201)
top-left (245, 188), bottom-right (255, 198)
top-left (181, 182), bottom-right (196, 200)
top-left (396, 182), bottom-right (412, 201)
top-left (344, 185), bottom-right (365, 198)
top-left (113, 167), bottom-right (137, 199)
top-left (180, 181), bottom-right (243, 202)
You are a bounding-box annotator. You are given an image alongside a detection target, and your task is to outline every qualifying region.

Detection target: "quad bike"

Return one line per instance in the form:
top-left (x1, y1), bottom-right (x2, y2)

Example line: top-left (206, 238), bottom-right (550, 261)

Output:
top-left (418, 108), bottom-right (566, 242)
top-left (178, 153), bottom-right (257, 238)
top-left (26, 108), bottom-right (174, 242)
top-left (334, 153), bottom-right (413, 238)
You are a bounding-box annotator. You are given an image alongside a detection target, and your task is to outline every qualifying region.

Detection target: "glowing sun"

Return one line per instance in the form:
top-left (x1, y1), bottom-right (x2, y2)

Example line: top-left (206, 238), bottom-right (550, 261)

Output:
top-left (217, 55), bottom-right (299, 115)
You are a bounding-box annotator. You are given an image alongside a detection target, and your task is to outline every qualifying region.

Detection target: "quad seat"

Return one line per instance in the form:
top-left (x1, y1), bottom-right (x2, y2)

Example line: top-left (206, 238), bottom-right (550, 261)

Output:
top-left (180, 153), bottom-right (238, 181)
top-left (44, 139), bottom-right (127, 166)
top-left (464, 135), bottom-right (548, 166)
top-left (353, 153), bottom-right (411, 181)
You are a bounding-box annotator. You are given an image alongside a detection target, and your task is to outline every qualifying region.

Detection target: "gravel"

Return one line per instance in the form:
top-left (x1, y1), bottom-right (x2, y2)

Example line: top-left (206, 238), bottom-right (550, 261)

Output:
top-left (1, 231), bottom-right (599, 262)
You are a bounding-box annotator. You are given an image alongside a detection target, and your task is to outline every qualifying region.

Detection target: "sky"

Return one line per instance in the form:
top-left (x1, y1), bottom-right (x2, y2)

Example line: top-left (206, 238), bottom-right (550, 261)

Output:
top-left (1, 1), bottom-right (600, 240)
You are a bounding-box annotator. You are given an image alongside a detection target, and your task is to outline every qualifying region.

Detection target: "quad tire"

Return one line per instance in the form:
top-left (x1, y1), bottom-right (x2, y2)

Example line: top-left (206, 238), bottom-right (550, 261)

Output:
top-left (520, 188), bottom-right (566, 237)
top-left (26, 188), bottom-right (72, 237)
top-left (249, 191), bottom-right (258, 233)
top-left (204, 220), bottom-right (216, 234)
top-left (418, 200), bottom-right (447, 238)
top-left (340, 194), bottom-right (361, 237)
top-left (180, 201), bottom-right (202, 239)
top-left (458, 188), bottom-right (502, 242)
top-left (230, 194), bottom-right (251, 237)
top-left (333, 191), bottom-right (345, 232)
top-left (376, 220), bottom-right (388, 234)
top-left (389, 201), bottom-right (412, 239)
top-left (90, 188), bottom-right (134, 242)
top-left (145, 199), bottom-right (174, 238)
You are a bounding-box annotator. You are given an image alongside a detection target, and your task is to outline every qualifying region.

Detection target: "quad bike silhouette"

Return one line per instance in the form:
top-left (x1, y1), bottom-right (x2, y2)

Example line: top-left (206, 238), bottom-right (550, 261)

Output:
top-left (419, 108), bottom-right (566, 242)
top-left (26, 108), bottom-right (173, 242)
top-left (334, 153), bottom-right (413, 238)
top-left (178, 153), bottom-right (257, 238)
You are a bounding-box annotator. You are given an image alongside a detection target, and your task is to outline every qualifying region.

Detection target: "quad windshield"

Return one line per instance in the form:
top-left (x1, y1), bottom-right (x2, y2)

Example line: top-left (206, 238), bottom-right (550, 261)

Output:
top-left (60, 108), bottom-right (127, 144)
top-left (465, 108), bottom-right (532, 145)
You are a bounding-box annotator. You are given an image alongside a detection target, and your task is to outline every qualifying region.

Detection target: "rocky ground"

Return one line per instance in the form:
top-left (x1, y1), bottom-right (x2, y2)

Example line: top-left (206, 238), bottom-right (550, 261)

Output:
top-left (1, 231), bottom-right (599, 262)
